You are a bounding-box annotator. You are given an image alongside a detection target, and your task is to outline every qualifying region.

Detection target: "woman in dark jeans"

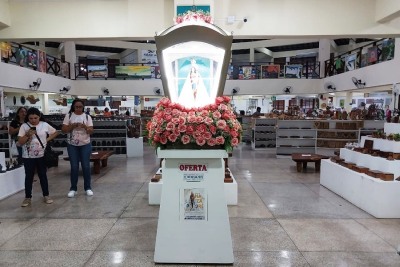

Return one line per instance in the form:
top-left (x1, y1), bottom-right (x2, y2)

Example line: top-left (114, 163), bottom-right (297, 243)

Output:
top-left (18, 107), bottom-right (58, 207)
top-left (8, 107), bottom-right (27, 163)
top-left (62, 99), bottom-right (94, 198)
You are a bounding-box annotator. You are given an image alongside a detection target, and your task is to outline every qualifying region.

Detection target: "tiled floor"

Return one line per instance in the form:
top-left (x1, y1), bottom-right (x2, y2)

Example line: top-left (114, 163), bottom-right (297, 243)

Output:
top-left (0, 144), bottom-right (400, 266)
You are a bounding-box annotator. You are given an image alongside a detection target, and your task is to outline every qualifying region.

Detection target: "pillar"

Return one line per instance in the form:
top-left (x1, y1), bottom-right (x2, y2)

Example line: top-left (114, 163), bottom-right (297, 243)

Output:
top-left (64, 41), bottom-right (77, 79)
top-left (345, 92), bottom-right (353, 112)
top-left (249, 48), bottom-right (254, 63)
top-left (319, 39), bottom-right (330, 78)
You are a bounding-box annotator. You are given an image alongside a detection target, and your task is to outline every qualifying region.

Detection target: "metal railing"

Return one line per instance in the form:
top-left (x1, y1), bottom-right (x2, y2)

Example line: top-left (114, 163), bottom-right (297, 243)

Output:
top-left (0, 42), bottom-right (70, 79)
top-left (324, 38), bottom-right (395, 77)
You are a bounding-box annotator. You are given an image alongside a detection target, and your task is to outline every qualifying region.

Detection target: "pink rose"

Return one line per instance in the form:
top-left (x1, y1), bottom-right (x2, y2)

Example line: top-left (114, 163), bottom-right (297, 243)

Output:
top-left (156, 127), bottom-right (163, 134)
top-left (216, 136), bottom-right (225, 145)
top-left (178, 124), bottom-right (187, 132)
top-left (188, 115), bottom-right (197, 123)
top-left (160, 97), bottom-right (170, 106)
top-left (173, 128), bottom-right (180, 136)
top-left (216, 120), bottom-right (227, 130)
top-left (196, 116), bottom-right (204, 123)
top-left (204, 117), bottom-right (213, 125)
top-left (212, 111), bottom-right (221, 119)
top-left (204, 132), bottom-right (212, 140)
top-left (171, 117), bottom-right (180, 124)
top-left (168, 134), bottom-right (178, 142)
top-left (196, 137), bottom-right (206, 146)
top-left (215, 97), bottom-right (224, 105)
top-left (218, 104), bottom-right (228, 111)
top-left (178, 116), bottom-right (186, 124)
top-left (153, 134), bottom-right (160, 142)
top-left (160, 136), bottom-right (168, 144)
top-left (186, 125), bottom-right (194, 135)
top-left (172, 109), bottom-right (180, 117)
top-left (231, 137), bottom-right (239, 146)
top-left (209, 125), bottom-right (217, 135)
top-left (230, 130), bottom-right (239, 137)
top-left (166, 122), bottom-right (175, 131)
top-left (207, 138), bottom-right (217, 146)
top-left (164, 108), bottom-right (172, 114)
top-left (222, 96), bottom-right (231, 103)
top-left (181, 135), bottom-right (191, 144)
top-left (163, 114), bottom-right (172, 122)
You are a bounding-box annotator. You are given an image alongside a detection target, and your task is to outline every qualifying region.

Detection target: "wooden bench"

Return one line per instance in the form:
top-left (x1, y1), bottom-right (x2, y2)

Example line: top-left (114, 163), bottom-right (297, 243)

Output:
top-left (291, 153), bottom-right (329, 172)
top-left (64, 151), bottom-right (114, 174)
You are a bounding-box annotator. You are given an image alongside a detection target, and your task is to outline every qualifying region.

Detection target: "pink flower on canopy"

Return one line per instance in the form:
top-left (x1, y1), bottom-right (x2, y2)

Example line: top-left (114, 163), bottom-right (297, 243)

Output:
top-left (163, 114), bottom-right (172, 122)
top-left (204, 117), bottom-right (213, 125)
top-left (196, 124), bottom-right (207, 133)
top-left (160, 136), bottom-right (168, 144)
top-left (196, 137), bottom-right (206, 146)
top-left (186, 125), bottom-right (194, 135)
top-left (218, 104), bottom-right (228, 111)
top-left (204, 132), bottom-right (212, 140)
top-left (181, 134), bottom-right (191, 144)
top-left (178, 116), bottom-right (186, 124)
top-left (187, 115), bottom-right (197, 123)
top-left (212, 111), bottom-right (221, 119)
top-left (230, 130), bottom-right (239, 137)
top-left (172, 109), bottom-right (180, 117)
top-left (168, 134), bottom-right (178, 142)
top-left (173, 128), bottom-right (180, 136)
top-left (166, 122), bottom-right (175, 131)
top-left (163, 131), bottom-right (171, 137)
top-left (216, 136), bottom-right (225, 145)
top-left (196, 116), bottom-right (204, 123)
top-left (178, 124), bottom-right (187, 132)
top-left (223, 125), bottom-right (230, 132)
top-left (215, 96), bottom-right (224, 105)
top-left (222, 96), bottom-right (231, 103)
top-left (160, 97), bottom-right (170, 106)
top-left (209, 125), bottom-right (217, 134)
top-left (156, 126), bottom-right (163, 133)
top-left (153, 134), bottom-right (160, 142)
top-left (164, 108), bottom-right (172, 114)
top-left (216, 120), bottom-right (227, 130)
top-left (171, 117), bottom-right (180, 124)
top-left (222, 112), bottom-right (232, 120)
top-left (188, 111), bottom-right (196, 116)
top-left (207, 138), bottom-right (217, 146)
top-left (210, 104), bottom-right (218, 110)
top-left (231, 137), bottom-right (239, 146)
top-left (200, 109), bottom-right (209, 117)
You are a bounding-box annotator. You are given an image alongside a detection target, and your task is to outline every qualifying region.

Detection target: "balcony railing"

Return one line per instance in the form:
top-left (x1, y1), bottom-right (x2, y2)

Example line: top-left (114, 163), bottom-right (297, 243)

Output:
top-left (0, 42), bottom-right (70, 79)
top-left (324, 38), bottom-right (395, 77)
top-left (74, 61), bottom-right (321, 80)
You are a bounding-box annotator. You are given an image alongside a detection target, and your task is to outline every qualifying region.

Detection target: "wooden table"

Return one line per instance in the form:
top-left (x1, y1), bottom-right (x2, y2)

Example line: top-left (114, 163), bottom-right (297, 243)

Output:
top-left (64, 151), bottom-right (114, 174)
top-left (291, 153), bottom-right (329, 172)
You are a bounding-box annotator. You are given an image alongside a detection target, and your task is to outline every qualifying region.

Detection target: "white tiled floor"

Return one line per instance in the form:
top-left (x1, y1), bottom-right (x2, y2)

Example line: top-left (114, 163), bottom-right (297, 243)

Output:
top-left (0, 144), bottom-right (399, 266)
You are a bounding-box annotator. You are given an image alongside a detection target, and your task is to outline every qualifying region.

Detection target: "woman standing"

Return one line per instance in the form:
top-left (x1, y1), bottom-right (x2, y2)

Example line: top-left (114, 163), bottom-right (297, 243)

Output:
top-left (62, 99), bottom-right (94, 197)
top-left (18, 107), bottom-right (58, 207)
top-left (8, 107), bottom-right (27, 163)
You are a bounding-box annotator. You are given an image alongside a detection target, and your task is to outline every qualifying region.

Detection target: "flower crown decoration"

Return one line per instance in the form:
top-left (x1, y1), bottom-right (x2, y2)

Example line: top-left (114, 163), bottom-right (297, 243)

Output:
top-left (147, 96), bottom-right (242, 152)
top-left (175, 9), bottom-right (213, 25)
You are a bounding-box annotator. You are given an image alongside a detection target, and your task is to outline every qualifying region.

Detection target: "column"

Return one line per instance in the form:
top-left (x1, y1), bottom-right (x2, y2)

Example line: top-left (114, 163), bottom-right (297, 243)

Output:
top-left (249, 48), bottom-right (254, 63)
top-left (345, 92), bottom-right (353, 112)
top-left (319, 39), bottom-right (331, 78)
top-left (64, 41), bottom-right (77, 79)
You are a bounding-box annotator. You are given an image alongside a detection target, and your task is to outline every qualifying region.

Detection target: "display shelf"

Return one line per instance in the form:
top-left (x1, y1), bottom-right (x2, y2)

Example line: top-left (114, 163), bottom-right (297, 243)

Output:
top-left (252, 118), bottom-right (276, 149)
top-left (276, 120), bottom-right (316, 156)
top-left (0, 166), bottom-right (25, 200)
top-left (321, 158), bottom-right (400, 218)
top-left (239, 116), bottom-right (252, 143)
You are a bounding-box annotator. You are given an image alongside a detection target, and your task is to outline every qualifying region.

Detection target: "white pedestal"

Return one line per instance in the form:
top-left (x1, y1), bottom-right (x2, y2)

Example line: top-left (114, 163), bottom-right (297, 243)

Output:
top-left (149, 168), bottom-right (238, 205)
top-left (126, 137), bottom-right (143, 157)
top-left (360, 136), bottom-right (400, 153)
top-left (320, 159), bottom-right (400, 218)
top-left (0, 167), bottom-right (25, 200)
top-left (384, 122), bottom-right (400, 135)
top-left (154, 149), bottom-right (234, 264)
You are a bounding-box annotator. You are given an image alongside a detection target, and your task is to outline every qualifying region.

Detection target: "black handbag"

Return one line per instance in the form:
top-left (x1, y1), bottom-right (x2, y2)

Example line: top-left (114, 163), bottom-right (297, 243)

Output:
top-left (34, 132), bottom-right (59, 168)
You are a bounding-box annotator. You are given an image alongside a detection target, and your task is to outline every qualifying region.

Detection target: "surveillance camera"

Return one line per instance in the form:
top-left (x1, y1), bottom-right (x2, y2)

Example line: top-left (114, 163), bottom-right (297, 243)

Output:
top-left (243, 18), bottom-right (248, 23)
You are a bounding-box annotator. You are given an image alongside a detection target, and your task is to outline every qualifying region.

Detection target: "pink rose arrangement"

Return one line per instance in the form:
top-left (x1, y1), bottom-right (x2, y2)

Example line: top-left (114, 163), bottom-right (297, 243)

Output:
top-left (174, 10), bottom-right (213, 25)
top-left (147, 96), bottom-right (242, 151)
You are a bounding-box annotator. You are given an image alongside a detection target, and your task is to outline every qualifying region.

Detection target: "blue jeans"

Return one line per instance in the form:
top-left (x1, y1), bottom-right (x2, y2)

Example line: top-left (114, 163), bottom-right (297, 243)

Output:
top-left (17, 146), bottom-right (23, 163)
top-left (67, 143), bottom-right (92, 191)
top-left (23, 157), bottom-right (49, 198)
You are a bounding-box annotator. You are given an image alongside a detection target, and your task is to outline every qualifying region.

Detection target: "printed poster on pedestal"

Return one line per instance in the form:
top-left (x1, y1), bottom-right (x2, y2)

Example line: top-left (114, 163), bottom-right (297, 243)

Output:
top-left (181, 188), bottom-right (207, 221)
top-left (261, 65), bottom-right (280, 78)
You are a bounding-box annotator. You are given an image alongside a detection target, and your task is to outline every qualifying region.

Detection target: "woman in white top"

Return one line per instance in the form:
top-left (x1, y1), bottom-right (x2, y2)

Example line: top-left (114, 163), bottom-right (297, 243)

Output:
top-left (18, 108), bottom-right (58, 207)
top-left (62, 99), bottom-right (94, 198)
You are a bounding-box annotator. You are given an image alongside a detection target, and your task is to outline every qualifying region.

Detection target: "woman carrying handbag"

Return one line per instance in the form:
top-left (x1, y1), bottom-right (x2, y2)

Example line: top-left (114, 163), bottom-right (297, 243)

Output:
top-left (18, 108), bottom-right (58, 207)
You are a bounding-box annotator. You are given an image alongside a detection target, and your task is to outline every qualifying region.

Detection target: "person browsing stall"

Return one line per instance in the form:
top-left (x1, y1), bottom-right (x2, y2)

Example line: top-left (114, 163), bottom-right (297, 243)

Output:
top-left (61, 99), bottom-right (94, 198)
top-left (8, 107), bottom-right (27, 163)
top-left (18, 107), bottom-right (58, 207)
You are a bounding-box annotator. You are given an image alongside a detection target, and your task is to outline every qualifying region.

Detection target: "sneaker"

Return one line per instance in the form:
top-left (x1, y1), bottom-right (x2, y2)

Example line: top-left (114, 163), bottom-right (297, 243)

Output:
top-left (86, 189), bottom-right (94, 196)
top-left (21, 198), bottom-right (31, 207)
top-left (67, 190), bottom-right (77, 198)
top-left (43, 196), bottom-right (53, 204)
